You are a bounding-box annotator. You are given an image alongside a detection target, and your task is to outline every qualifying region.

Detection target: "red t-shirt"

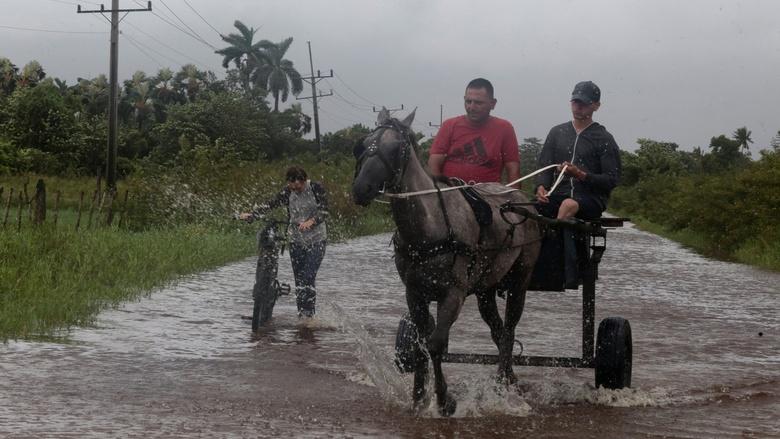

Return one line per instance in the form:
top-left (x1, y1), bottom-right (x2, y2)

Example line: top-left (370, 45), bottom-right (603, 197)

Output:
top-left (429, 115), bottom-right (519, 183)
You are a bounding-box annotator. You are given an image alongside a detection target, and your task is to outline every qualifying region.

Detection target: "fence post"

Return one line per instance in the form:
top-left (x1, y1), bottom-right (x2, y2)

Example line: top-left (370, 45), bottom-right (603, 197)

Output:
top-left (53, 190), bottom-right (61, 227)
top-left (95, 189), bottom-right (107, 228)
top-left (95, 170), bottom-right (103, 207)
top-left (104, 187), bottom-right (117, 226)
top-left (3, 187), bottom-right (13, 228)
top-left (33, 179), bottom-right (46, 225)
top-left (76, 191), bottom-right (85, 231)
top-left (16, 192), bottom-right (23, 232)
top-left (23, 180), bottom-right (31, 222)
top-left (87, 189), bottom-right (97, 229)
top-left (118, 189), bottom-right (129, 229)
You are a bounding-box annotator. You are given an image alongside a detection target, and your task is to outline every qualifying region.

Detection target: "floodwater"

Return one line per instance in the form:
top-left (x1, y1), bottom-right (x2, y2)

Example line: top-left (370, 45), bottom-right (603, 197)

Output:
top-left (1, 223), bottom-right (778, 438)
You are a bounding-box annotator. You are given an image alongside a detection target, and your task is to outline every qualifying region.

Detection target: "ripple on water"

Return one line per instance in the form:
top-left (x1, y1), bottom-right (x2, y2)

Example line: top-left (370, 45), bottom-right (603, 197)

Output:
top-left (2, 226), bottom-right (779, 436)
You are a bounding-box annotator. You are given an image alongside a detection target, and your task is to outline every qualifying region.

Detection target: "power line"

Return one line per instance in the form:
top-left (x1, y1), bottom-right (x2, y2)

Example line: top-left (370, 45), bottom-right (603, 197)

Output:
top-left (334, 72), bottom-right (378, 106)
top-left (131, 0), bottom-right (178, 25)
top-left (44, 0), bottom-right (101, 6)
top-left (318, 105), bottom-right (371, 127)
top-left (124, 19), bottom-right (213, 68)
top-left (324, 79), bottom-right (373, 110)
top-left (0, 24), bottom-right (106, 34)
top-left (156, 0), bottom-right (215, 49)
top-left (181, 0), bottom-right (223, 39)
top-left (122, 31), bottom-right (182, 68)
top-left (123, 32), bottom-right (164, 69)
top-left (131, 0), bottom-right (215, 50)
top-left (323, 94), bottom-right (374, 122)
top-left (331, 90), bottom-right (372, 111)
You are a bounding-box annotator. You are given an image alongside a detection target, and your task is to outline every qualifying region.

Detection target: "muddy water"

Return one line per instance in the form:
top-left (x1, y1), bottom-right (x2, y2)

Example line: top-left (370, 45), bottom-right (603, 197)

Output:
top-left (1, 223), bottom-right (778, 438)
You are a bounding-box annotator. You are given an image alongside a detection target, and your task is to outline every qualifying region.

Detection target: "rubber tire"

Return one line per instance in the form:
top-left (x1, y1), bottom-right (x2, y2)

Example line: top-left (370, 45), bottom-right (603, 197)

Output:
top-left (251, 272), bottom-right (278, 332)
top-left (394, 313), bottom-right (435, 374)
top-left (595, 317), bottom-right (632, 389)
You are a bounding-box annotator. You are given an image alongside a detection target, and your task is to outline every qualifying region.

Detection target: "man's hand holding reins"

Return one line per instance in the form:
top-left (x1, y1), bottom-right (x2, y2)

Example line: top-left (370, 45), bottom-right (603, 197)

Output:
top-left (535, 185), bottom-right (549, 203)
top-left (559, 161), bottom-right (587, 181)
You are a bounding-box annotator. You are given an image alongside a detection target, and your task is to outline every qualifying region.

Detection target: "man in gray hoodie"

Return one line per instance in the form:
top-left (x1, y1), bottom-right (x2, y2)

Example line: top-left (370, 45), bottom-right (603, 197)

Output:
top-left (535, 81), bottom-right (622, 220)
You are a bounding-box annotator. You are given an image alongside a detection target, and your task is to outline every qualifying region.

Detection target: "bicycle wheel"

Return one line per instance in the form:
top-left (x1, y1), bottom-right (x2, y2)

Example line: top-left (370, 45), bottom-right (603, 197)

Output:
top-left (252, 254), bottom-right (279, 331)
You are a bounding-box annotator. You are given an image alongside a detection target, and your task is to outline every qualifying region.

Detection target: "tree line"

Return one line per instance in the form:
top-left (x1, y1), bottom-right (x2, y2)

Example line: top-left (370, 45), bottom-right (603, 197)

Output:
top-left (0, 20), bottom-right (373, 177)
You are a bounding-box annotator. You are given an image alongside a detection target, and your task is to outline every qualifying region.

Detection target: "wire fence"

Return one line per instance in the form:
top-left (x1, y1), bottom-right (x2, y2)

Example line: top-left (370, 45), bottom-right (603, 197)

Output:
top-left (0, 179), bottom-right (131, 232)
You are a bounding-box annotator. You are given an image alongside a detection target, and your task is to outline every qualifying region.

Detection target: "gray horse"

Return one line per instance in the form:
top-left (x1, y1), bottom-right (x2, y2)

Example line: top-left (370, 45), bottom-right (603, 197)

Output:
top-left (352, 109), bottom-right (542, 416)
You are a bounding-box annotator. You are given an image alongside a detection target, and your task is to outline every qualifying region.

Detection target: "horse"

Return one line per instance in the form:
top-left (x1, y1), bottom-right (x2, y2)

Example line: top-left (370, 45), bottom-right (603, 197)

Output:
top-left (351, 108), bottom-right (542, 416)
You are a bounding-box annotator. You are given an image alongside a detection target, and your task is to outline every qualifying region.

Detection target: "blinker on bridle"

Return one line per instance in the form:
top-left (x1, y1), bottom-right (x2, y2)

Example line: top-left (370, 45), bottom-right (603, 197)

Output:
top-left (355, 122), bottom-right (415, 191)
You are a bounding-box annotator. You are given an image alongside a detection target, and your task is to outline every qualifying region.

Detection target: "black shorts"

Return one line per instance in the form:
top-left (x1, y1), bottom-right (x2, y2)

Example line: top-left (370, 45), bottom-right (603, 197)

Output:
top-left (537, 193), bottom-right (603, 220)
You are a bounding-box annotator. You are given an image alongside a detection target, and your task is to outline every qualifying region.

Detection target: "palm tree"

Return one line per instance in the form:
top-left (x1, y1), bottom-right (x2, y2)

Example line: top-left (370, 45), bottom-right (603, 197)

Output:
top-left (129, 81), bottom-right (155, 130)
top-left (252, 37), bottom-right (303, 111)
top-left (174, 64), bottom-right (205, 102)
top-left (53, 78), bottom-right (69, 94)
top-left (732, 126), bottom-right (753, 153)
top-left (153, 67), bottom-right (178, 105)
top-left (19, 60), bottom-right (45, 88)
top-left (772, 131), bottom-right (780, 151)
top-left (0, 57), bottom-right (18, 96)
top-left (77, 75), bottom-right (109, 117)
top-left (215, 20), bottom-right (268, 91)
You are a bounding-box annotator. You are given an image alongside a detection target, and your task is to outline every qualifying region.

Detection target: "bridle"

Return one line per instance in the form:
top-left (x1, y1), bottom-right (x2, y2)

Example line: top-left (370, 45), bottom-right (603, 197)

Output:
top-left (353, 120), bottom-right (416, 192)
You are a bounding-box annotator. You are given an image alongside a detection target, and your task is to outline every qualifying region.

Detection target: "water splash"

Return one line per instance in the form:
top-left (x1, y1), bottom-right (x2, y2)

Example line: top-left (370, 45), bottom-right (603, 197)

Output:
top-left (327, 301), bottom-right (410, 407)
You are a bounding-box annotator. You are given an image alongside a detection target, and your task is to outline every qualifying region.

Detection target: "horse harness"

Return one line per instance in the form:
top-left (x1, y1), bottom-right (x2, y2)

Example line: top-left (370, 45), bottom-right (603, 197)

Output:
top-left (354, 120), bottom-right (416, 191)
top-left (356, 121), bottom-right (532, 284)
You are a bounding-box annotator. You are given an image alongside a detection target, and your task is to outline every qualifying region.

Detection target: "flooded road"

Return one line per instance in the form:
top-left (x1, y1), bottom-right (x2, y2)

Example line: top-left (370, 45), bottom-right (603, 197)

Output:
top-left (1, 222), bottom-right (778, 438)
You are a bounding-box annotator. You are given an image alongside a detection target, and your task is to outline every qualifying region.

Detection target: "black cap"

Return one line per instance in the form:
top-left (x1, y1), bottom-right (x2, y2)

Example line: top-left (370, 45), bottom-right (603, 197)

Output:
top-left (571, 81), bottom-right (600, 104)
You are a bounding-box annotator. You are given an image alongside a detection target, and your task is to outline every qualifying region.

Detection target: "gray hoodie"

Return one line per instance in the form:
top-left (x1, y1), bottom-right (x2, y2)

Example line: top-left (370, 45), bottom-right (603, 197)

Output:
top-left (535, 121), bottom-right (621, 211)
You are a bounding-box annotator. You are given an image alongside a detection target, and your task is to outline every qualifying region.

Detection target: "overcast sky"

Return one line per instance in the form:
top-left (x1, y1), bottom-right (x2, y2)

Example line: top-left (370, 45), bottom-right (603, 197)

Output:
top-left (3, 0), bottom-right (779, 152)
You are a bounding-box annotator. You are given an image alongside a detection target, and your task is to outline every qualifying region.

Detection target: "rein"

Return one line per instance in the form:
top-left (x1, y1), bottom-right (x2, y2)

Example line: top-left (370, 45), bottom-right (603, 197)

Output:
top-left (380, 163), bottom-right (565, 199)
top-left (355, 121), bottom-right (542, 275)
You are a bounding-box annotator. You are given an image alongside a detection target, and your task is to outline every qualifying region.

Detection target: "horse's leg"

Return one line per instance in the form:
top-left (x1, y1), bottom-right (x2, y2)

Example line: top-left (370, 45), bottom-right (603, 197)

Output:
top-left (498, 281), bottom-right (528, 384)
top-left (428, 289), bottom-right (463, 416)
top-left (406, 293), bottom-right (431, 410)
top-left (476, 289), bottom-right (504, 348)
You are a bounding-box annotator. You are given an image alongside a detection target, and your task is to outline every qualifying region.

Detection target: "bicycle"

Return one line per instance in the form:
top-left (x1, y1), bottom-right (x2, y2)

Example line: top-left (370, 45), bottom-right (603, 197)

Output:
top-left (249, 218), bottom-right (291, 331)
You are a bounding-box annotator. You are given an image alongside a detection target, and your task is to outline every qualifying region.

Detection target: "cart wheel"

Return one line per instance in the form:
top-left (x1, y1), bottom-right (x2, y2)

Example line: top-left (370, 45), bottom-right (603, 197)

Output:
top-left (394, 313), bottom-right (434, 374)
top-left (595, 317), bottom-right (632, 389)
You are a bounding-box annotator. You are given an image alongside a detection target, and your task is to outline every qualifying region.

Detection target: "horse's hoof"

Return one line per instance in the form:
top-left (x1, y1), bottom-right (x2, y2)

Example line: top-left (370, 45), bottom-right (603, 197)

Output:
top-left (412, 392), bottom-right (430, 415)
top-left (438, 394), bottom-right (457, 417)
top-left (496, 370), bottom-right (518, 385)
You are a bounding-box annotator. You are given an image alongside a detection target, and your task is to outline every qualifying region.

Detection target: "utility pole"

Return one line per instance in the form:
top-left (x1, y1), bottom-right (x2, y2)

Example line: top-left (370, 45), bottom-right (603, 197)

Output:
top-left (298, 42), bottom-right (333, 158)
top-left (428, 104), bottom-right (443, 127)
top-left (372, 105), bottom-right (404, 113)
top-left (78, 1), bottom-right (151, 192)
top-left (428, 104), bottom-right (443, 136)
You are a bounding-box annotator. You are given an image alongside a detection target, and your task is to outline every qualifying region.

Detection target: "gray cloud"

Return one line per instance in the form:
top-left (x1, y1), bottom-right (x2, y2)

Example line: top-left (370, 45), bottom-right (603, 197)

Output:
top-left (2, 0), bottom-right (778, 152)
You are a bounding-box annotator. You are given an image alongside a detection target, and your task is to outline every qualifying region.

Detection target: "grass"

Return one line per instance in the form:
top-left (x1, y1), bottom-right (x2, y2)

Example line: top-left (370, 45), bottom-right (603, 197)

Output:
top-left (615, 211), bottom-right (780, 272)
top-left (0, 224), bottom-right (255, 340)
top-left (0, 162), bottom-right (397, 341)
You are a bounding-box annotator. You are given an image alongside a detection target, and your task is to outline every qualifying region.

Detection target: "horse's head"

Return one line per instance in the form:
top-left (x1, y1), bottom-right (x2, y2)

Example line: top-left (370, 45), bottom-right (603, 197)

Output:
top-left (352, 107), bottom-right (416, 206)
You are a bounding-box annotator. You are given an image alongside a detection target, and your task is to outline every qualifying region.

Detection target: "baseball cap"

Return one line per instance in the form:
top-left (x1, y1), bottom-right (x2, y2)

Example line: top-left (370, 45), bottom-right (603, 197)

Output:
top-left (571, 81), bottom-right (601, 104)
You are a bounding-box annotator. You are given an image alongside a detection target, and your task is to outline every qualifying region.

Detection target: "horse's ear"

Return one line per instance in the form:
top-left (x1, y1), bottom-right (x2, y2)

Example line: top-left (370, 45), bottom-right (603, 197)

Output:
top-left (377, 107), bottom-right (391, 125)
top-left (353, 136), bottom-right (367, 159)
top-left (400, 107), bottom-right (417, 129)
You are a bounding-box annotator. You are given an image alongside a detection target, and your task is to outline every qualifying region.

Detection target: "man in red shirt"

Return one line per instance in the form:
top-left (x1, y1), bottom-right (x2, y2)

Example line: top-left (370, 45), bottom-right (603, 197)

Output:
top-left (428, 78), bottom-right (521, 187)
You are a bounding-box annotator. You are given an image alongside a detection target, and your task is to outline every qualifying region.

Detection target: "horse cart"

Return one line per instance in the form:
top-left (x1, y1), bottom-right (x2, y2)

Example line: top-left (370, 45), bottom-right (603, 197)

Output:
top-left (394, 205), bottom-right (633, 390)
top-left (352, 108), bottom-right (631, 415)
